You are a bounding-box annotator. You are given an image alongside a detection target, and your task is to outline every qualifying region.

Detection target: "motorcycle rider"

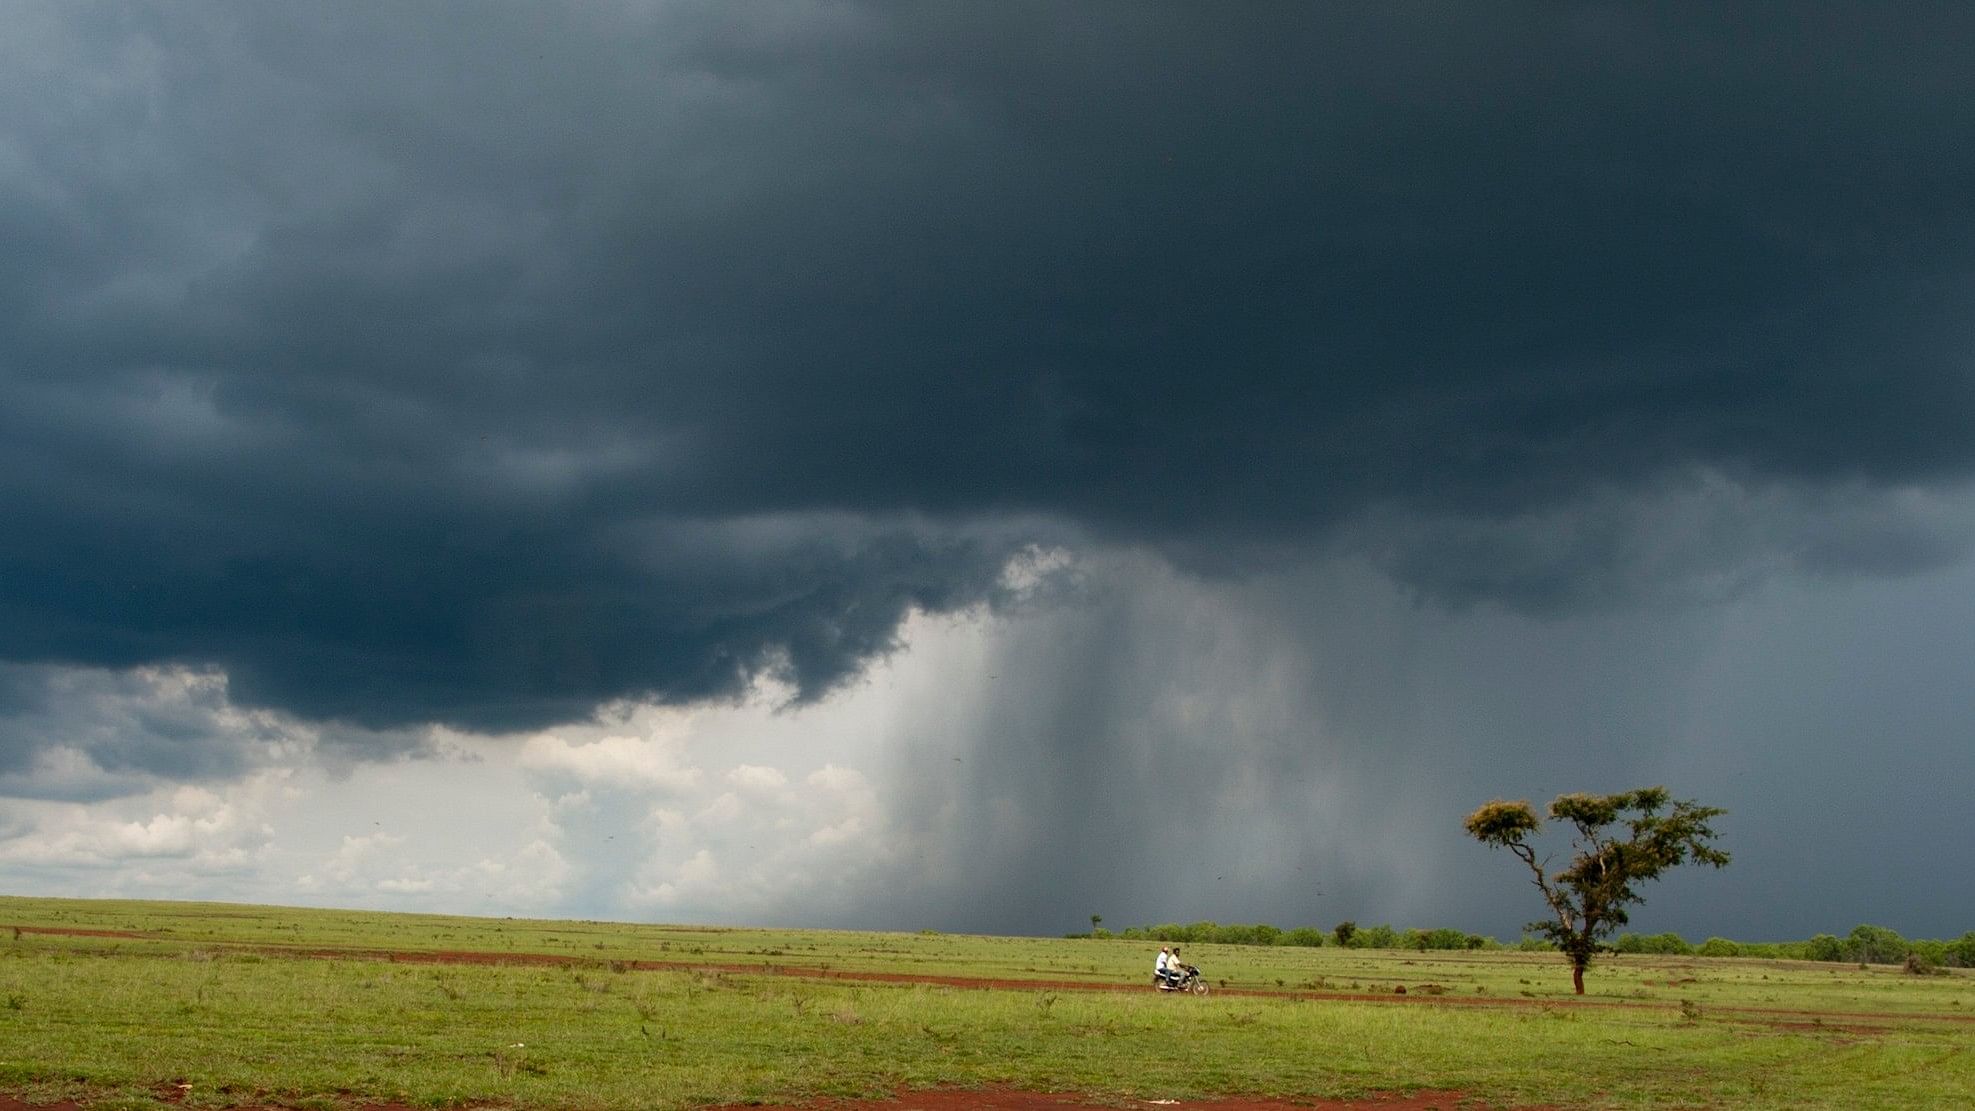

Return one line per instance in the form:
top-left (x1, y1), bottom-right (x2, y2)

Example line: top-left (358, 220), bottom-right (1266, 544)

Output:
top-left (1153, 946), bottom-right (1171, 985)
top-left (1165, 946), bottom-right (1187, 987)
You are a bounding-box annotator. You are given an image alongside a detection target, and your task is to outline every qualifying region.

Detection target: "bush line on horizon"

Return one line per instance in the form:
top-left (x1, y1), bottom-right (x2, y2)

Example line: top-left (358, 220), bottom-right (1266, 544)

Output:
top-left (6, 895), bottom-right (1968, 973)
top-left (1081, 920), bottom-right (1975, 968)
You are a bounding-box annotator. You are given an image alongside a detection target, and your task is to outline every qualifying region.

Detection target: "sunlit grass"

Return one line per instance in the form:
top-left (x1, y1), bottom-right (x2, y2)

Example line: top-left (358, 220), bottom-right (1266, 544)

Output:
top-left (2, 896), bottom-right (1969, 1109)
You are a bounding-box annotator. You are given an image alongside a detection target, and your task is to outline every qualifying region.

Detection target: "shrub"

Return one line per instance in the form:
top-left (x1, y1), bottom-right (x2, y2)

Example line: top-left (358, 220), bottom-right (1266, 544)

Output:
top-left (1202, 922), bottom-right (1244, 945)
top-left (1415, 927), bottom-right (1471, 950)
top-left (1354, 924), bottom-right (1400, 949)
top-left (1332, 921), bottom-right (1356, 947)
top-left (1845, 924), bottom-right (1909, 965)
top-left (1614, 932), bottom-right (1693, 955)
top-left (1909, 938), bottom-right (1948, 967)
top-left (1947, 932), bottom-right (1975, 969)
top-left (1904, 952), bottom-right (1945, 976)
top-left (1803, 933), bottom-right (1844, 962)
top-left (1697, 937), bottom-right (1740, 957)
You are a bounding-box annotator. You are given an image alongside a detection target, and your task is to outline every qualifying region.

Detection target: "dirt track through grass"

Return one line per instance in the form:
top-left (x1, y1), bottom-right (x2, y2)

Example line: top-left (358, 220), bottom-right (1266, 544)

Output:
top-left (5, 898), bottom-right (1971, 1110)
top-left (14, 923), bottom-right (1970, 1033)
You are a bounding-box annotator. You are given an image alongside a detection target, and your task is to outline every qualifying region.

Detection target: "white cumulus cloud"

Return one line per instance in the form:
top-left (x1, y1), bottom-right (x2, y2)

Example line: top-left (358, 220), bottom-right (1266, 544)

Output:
top-left (518, 732), bottom-right (703, 795)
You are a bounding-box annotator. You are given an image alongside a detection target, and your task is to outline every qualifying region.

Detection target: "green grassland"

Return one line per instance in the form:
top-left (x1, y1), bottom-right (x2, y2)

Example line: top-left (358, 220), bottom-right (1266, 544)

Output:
top-left (2, 896), bottom-right (1970, 1110)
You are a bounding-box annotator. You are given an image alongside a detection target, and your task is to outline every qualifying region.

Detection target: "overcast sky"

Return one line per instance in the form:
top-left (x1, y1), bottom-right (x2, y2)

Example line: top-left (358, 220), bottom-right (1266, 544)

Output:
top-left (3, 3), bottom-right (1972, 943)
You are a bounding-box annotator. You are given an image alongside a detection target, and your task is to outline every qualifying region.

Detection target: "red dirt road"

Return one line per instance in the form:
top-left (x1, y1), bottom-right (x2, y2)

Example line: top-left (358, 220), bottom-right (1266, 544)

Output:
top-left (8, 925), bottom-right (145, 939)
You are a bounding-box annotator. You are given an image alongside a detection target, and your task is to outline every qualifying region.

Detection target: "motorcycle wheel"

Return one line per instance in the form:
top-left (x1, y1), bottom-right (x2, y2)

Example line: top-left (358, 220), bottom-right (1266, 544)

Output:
top-left (1189, 979), bottom-right (1210, 995)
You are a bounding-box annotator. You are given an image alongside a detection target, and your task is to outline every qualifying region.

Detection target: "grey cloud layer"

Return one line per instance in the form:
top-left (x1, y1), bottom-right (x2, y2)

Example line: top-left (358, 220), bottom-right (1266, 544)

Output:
top-left (6, 4), bottom-right (1975, 745)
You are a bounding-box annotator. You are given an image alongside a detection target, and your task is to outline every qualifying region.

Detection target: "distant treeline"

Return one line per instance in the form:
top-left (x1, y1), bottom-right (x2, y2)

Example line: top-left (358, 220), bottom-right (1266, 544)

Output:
top-left (1081, 921), bottom-right (1975, 969)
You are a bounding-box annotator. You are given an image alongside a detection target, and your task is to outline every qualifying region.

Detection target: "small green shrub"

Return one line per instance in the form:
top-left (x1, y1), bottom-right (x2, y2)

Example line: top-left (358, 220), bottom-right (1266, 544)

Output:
top-left (1615, 932), bottom-right (1693, 955)
top-left (1948, 931), bottom-right (1975, 968)
top-left (1845, 924), bottom-right (1909, 965)
top-left (1354, 924), bottom-right (1400, 949)
top-left (1903, 953), bottom-right (1945, 976)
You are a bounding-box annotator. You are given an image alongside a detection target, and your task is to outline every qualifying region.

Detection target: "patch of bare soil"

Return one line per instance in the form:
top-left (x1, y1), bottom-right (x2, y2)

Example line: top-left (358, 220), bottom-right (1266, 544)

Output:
top-left (1763, 1019), bottom-right (1892, 1038)
top-left (8, 925), bottom-right (145, 939)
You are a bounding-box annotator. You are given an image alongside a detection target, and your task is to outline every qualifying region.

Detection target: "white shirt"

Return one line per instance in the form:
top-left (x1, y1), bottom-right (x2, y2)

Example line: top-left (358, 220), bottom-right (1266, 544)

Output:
top-left (1155, 950), bottom-right (1170, 973)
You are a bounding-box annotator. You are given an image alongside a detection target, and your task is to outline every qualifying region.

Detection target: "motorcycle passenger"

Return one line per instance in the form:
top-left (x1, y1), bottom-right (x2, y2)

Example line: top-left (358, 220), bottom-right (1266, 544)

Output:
top-left (1153, 946), bottom-right (1171, 985)
top-left (1163, 946), bottom-right (1187, 988)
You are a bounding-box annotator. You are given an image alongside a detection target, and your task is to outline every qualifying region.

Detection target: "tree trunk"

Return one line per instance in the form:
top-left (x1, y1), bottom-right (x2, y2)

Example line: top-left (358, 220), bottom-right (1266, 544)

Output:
top-left (1572, 961), bottom-right (1585, 994)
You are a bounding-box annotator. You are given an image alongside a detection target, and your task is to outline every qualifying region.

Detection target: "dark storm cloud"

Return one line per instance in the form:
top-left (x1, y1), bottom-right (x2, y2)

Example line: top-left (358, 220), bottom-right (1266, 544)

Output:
top-left (0, 663), bottom-right (283, 797)
top-left (5, 3), bottom-right (1975, 753)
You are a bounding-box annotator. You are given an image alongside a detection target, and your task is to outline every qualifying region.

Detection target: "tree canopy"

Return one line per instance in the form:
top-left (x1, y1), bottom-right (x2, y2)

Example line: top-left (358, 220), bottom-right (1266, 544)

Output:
top-left (1465, 787), bottom-right (1729, 993)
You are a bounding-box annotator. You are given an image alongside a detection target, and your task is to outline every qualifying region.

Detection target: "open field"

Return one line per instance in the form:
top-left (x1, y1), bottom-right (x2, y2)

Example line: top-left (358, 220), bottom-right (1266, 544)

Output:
top-left (2, 897), bottom-right (1970, 1110)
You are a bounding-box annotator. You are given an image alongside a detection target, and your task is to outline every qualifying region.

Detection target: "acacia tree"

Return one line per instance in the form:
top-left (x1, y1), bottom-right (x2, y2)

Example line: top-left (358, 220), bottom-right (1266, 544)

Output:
top-left (1464, 787), bottom-right (1729, 994)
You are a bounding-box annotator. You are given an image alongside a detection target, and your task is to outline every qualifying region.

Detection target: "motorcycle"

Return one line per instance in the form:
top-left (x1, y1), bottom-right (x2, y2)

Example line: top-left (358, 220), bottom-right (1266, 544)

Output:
top-left (1154, 962), bottom-right (1209, 995)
